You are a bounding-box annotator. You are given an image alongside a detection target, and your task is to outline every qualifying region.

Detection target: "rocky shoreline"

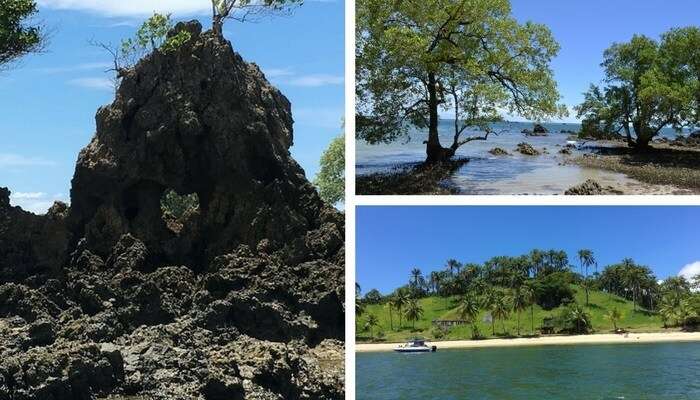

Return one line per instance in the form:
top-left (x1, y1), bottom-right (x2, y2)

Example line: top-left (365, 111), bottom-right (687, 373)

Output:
top-left (355, 159), bottom-right (468, 195)
top-left (570, 142), bottom-right (700, 194)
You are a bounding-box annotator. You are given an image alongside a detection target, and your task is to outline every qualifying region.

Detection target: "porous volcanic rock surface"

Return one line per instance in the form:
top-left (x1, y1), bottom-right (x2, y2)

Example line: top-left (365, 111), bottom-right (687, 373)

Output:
top-left (0, 21), bottom-right (344, 400)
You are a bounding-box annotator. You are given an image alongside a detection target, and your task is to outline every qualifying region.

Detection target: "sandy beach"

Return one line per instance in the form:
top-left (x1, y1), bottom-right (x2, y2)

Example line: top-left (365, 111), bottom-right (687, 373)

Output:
top-left (356, 332), bottom-right (700, 352)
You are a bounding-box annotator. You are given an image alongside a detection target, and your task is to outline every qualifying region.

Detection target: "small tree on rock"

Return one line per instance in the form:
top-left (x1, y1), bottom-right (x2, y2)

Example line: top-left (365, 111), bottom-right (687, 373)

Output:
top-left (211, 0), bottom-right (303, 36)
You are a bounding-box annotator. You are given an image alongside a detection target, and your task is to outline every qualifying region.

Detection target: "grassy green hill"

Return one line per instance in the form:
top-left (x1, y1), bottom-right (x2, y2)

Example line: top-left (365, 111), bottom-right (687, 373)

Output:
top-left (357, 285), bottom-right (666, 343)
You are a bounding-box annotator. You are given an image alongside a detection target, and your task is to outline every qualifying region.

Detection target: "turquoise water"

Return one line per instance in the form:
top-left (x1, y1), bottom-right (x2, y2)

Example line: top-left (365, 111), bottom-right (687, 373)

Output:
top-left (356, 121), bottom-right (690, 194)
top-left (356, 342), bottom-right (700, 399)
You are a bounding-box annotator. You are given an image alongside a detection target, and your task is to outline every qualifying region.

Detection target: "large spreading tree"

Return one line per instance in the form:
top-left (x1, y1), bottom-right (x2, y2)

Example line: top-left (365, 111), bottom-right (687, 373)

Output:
top-left (0, 0), bottom-right (44, 69)
top-left (356, 0), bottom-right (566, 163)
top-left (576, 27), bottom-right (700, 150)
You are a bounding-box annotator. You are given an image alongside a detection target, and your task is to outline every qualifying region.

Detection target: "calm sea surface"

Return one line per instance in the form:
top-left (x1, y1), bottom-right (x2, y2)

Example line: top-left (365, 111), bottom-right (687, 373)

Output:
top-left (356, 121), bottom-right (688, 194)
top-left (356, 342), bottom-right (700, 400)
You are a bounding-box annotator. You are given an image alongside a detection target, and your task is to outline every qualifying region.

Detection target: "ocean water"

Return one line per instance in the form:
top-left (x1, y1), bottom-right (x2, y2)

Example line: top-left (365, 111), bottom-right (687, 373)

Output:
top-left (356, 121), bottom-right (688, 194)
top-left (356, 342), bottom-right (700, 400)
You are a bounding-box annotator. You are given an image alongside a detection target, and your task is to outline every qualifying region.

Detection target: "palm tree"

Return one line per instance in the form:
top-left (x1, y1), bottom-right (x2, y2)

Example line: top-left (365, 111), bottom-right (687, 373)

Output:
top-left (580, 277), bottom-right (594, 307)
top-left (457, 293), bottom-right (481, 339)
top-left (578, 249), bottom-right (595, 306)
top-left (365, 314), bottom-right (379, 340)
top-left (482, 286), bottom-right (498, 335)
top-left (446, 259), bottom-right (462, 277)
top-left (566, 303), bottom-right (591, 334)
top-left (385, 298), bottom-right (394, 331)
top-left (659, 294), bottom-right (678, 328)
top-left (355, 283), bottom-right (364, 317)
top-left (411, 268), bottom-right (421, 289)
top-left (492, 293), bottom-right (511, 335)
top-left (604, 307), bottom-right (623, 331)
top-left (394, 290), bottom-right (409, 328)
top-left (404, 298), bottom-right (424, 330)
top-left (521, 281), bottom-right (536, 334)
top-left (512, 288), bottom-right (529, 336)
top-left (430, 271), bottom-right (441, 295)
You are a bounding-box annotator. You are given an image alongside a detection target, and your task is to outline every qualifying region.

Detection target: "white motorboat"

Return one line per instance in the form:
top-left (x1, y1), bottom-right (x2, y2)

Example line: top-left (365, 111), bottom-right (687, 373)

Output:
top-left (393, 338), bottom-right (436, 353)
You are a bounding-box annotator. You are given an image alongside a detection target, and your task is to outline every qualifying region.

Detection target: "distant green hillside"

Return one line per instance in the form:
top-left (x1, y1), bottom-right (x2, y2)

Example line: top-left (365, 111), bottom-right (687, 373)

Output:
top-left (357, 285), bottom-right (666, 343)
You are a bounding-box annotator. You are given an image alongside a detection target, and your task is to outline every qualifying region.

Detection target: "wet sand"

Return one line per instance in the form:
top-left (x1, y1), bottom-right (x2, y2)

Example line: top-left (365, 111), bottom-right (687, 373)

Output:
top-left (356, 332), bottom-right (700, 352)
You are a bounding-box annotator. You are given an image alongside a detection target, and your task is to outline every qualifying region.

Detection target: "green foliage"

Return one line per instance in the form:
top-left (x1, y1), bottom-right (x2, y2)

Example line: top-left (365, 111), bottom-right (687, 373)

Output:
top-left (120, 12), bottom-right (191, 66)
top-left (534, 272), bottom-right (576, 310)
top-left (557, 303), bottom-right (591, 334)
top-left (604, 307), bottom-right (623, 331)
top-left (576, 27), bottom-right (700, 149)
top-left (431, 326), bottom-right (446, 339)
top-left (314, 134), bottom-right (344, 205)
top-left (404, 298), bottom-right (424, 329)
top-left (0, 0), bottom-right (44, 68)
top-left (160, 189), bottom-right (200, 221)
top-left (357, 287), bottom-right (665, 343)
top-left (356, 0), bottom-right (566, 159)
top-left (363, 289), bottom-right (383, 304)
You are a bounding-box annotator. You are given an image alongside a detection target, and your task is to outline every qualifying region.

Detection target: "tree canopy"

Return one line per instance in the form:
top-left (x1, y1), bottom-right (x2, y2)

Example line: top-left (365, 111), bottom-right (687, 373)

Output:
top-left (315, 134), bottom-right (345, 205)
top-left (356, 0), bottom-right (566, 163)
top-left (576, 27), bottom-right (700, 149)
top-left (0, 0), bottom-right (44, 69)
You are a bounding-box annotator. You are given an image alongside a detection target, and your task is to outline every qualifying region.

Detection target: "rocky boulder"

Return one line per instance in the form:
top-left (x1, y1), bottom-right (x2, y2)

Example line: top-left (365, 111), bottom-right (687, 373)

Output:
top-left (0, 21), bottom-right (344, 400)
top-left (516, 143), bottom-right (540, 156)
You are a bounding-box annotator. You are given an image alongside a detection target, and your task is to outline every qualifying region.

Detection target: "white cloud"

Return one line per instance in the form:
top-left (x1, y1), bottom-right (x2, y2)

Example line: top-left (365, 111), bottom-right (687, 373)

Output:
top-left (0, 154), bottom-right (56, 167)
top-left (679, 261), bottom-right (700, 282)
top-left (37, 0), bottom-right (211, 17)
top-left (68, 77), bottom-right (114, 91)
top-left (288, 74), bottom-right (344, 87)
top-left (261, 67), bottom-right (344, 88)
top-left (263, 68), bottom-right (295, 78)
top-left (36, 62), bottom-right (112, 74)
top-left (9, 192), bottom-right (68, 215)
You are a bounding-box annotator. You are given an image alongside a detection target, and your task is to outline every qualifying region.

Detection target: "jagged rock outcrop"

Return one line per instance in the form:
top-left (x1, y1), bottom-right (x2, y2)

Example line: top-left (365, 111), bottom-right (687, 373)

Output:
top-left (0, 21), bottom-right (344, 399)
top-left (516, 142), bottom-right (540, 156)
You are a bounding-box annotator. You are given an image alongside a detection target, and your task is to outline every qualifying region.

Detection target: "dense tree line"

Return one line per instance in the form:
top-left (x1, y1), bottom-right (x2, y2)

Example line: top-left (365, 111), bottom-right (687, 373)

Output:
top-left (359, 248), bottom-right (700, 338)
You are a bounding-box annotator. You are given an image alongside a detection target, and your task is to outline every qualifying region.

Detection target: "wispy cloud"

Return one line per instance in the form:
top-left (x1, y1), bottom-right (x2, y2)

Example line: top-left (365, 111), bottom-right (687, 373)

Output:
top-left (263, 68), bottom-right (295, 78)
top-left (288, 74), bottom-right (344, 87)
top-left (9, 191), bottom-right (68, 215)
top-left (262, 67), bottom-right (344, 88)
top-left (37, 0), bottom-right (211, 17)
top-left (68, 77), bottom-right (114, 91)
top-left (0, 153), bottom-right (56, 168)
top-left (35, 62), bottom-right (112, 74)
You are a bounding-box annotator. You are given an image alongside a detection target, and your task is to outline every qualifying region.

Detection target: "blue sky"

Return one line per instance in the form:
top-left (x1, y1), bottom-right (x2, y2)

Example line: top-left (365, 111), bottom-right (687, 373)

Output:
top-left (509, 0), bottom-right (700, 123)
top-left (0, 0), bottom-right (344, 213)
top-left (357, 206), bottom-right (700, 295)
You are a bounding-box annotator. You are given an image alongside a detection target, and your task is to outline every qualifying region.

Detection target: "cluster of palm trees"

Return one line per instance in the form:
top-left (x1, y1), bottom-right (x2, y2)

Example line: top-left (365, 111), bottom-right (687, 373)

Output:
top-left (357, 285), bottom-right (425, 340)
top-left (658, 276), bottom-right (700, 329)
top-left (454, 283), bottom-right (537, 338)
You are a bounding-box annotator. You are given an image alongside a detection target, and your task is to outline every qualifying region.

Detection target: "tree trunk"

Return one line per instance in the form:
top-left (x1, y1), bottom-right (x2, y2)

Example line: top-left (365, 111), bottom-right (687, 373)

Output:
top-left (531, 306), bottom-right (534, 334)
top-left (425, 72), bottom-right (454, 164)
top-left (212, 15), bottom-right (224, 37)
top-left (389, 307), bottom-right (393, 331)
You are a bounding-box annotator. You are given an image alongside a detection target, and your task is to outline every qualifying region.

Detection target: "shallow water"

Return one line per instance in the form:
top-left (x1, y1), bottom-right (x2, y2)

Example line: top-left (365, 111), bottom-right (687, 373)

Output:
top-left (356, 121), bottom-right (686, 194)
top-left (356, 342), bottom-right (700, 400)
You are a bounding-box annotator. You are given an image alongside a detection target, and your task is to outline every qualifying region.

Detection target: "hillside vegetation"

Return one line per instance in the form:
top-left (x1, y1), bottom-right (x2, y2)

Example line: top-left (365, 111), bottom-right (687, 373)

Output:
top-left (357, 285), bottom-right (665, 343)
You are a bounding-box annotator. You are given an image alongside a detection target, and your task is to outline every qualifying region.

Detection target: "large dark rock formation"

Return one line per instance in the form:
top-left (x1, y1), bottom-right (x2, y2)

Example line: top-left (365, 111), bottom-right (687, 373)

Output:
top-left (0, 21), bottom-right (344, 399)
